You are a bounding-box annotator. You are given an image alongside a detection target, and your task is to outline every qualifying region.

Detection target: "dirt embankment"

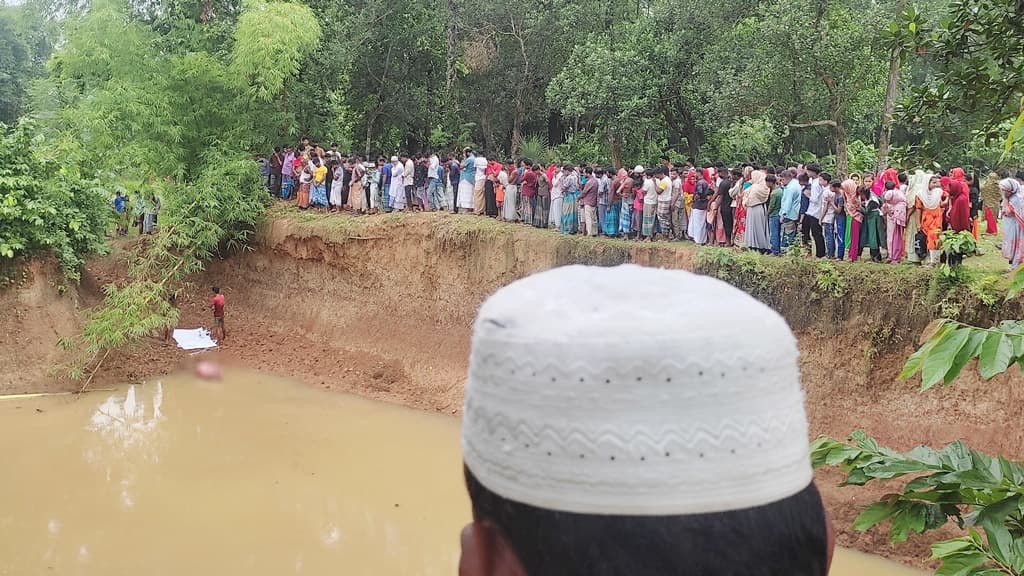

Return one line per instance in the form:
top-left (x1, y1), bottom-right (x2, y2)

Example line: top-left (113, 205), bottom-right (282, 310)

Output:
top-left (4, 208), bottom-right (1024, 568)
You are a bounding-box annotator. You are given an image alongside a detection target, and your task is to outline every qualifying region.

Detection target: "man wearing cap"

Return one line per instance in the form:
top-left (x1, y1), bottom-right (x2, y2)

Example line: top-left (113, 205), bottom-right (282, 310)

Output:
top-left (459, 265), bottom-right (834, 576)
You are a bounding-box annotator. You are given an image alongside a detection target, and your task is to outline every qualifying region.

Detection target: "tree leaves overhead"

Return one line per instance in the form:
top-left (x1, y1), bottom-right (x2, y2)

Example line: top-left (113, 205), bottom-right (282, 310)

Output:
top-left (231, 1), bottom-right (320, 102)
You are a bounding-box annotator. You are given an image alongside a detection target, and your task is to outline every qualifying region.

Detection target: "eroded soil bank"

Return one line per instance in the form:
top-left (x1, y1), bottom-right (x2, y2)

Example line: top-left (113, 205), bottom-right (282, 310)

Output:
top-left (4, 206), bottom-right (1023, 569)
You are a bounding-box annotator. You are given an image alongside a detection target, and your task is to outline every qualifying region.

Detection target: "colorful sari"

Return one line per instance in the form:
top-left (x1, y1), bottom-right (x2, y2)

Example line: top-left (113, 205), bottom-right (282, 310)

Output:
top-left (561, 191), bottom-right (580, 234)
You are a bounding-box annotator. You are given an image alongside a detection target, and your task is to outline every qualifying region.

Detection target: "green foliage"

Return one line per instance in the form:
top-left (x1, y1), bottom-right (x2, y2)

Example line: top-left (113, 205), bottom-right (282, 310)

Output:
top-left (516, 133), bottom-right (549, 164)
top-left (230, 1), bottom-right (320, 102)
top-left (941, 230), bottom-right (979, 258)
top-left (813, 431), bottom-right (1024, 575)
top-left (0, 119), bottom-right (110, 279)
top-left (708, 116), bottom-right (786, 165)
top-left (814, 260), bottom-right (846, 298)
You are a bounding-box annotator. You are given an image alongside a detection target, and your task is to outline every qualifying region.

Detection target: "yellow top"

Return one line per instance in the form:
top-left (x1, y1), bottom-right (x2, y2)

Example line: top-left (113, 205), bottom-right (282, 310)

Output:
top-left (313, 165), bottom-right (327, 184)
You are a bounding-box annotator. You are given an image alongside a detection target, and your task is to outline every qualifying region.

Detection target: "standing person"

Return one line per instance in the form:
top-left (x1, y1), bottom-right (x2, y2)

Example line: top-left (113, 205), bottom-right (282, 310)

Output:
top-left (380, 155), bottom-right (393, 212)
top-left (913, 176), bottom-right (944, 266)
top-left (280, 146), bottom-right (295, 199)
top-left (296, 163), bottom-right (312, 209)
top-left (860, 186), bottom-right (884, 262)
top-left (603, 169), bottom-right (621, 236)
top-left (269, 146), bottom-right (284, 197)
top-left (882, 181), bottom-right (907, 263)
top-left (484, 157), bottom-right (501, 217)
top-left (802, 171), bottom-right (826, 258)
top-left (580, 167), bottom-right (599, 237)
top-left (618, 168), bottom-right (637, 238)
top-left (496, 162), bottom-right (509, 219)
top-left (329, 160), bottom-right (345, 211)
top-left (310, 157), bottom-right (329, 210)
top-left (560, 164), bottom-right (581, 234)
top-left (474, 151), bottom-right (488, 215)
top-left (1000, 178), bottom-right (1024, 269)
top-left (946, 173), bottom-right (973, 267)
top-left (656, 167), bottom-right (674, 240)
top-left (767, 174), bottom-right (784, 255)
top-left (688, 170), bottom-right (711, 245)
top-left (113, 190), bottom-right (127, 236)
top-left (820, 179), bottom-right (837, 259)
top-left (716, 168), bottom-right (736, 245)
top-left (142, 193), bottom-right (158, 235)
top-left (640, 170), bottom-right (658, 241)
top-left (742, 170), bottom-right (771, 253)
top-left (389, 156), bottom-right (406, 211)
top-left (403, 153), bottom-right (416, 212)
top-left (670, 166), bottom-right (688, 241)
top-left (519, 160), bottom-right (538, 225)
top-left (350, 158), bottom-right (366, 214)
top-left (533, 164), bottom-right (550, 228)
top-left (779, 169), bottom-right (800, 251)
top-left (448, 153), bottom-right (462, 213)
top-left (370, 157), bottom-right (385, 213)
top-left (458, 148), bottom-right (475, 213)
top-left (596, 168), bottom-right (610, 234)
top-left (832, 180), bottom-right (846, 260)
top-left (841, 178), bottom-right (862, 261)
top-left (503, 159), bottom-right (520, 222)
top-left (428, 151), bottom-right (443, 211)
top-left (210, 286), bottom-right (226, 342)
top-left (549, 164), bottom-right (565, 229)
top-left (632, 169), bottom-right (645, 239)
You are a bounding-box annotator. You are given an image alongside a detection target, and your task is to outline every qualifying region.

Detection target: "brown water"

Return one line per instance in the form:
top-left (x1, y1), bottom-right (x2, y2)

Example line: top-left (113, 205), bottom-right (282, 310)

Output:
top-left (0, 372), bottom-right (923, 575)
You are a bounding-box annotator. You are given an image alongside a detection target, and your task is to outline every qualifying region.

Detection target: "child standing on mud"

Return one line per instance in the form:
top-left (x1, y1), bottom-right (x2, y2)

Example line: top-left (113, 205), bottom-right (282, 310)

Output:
top-left (211, 286), bottom-right (226, 342)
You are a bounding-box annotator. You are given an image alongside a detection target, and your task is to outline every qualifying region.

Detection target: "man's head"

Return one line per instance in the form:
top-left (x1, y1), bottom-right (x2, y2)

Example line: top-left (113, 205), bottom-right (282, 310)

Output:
top-left (460, 265), bottom-right (832, 576)
top-left (779, 169), bottom-right (793, 185)
top-left (806, 163), bottom-right (821, 178)
top-left (766, 173), bottom-right (778, 187)
top-left (211, 286), bottom-right (220, 294)
top-left (819, 172), bottom-right (832, 186)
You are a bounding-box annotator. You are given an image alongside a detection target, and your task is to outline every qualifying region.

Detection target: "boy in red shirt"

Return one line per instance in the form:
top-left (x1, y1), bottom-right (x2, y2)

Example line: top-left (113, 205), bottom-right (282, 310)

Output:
top-left (211, 286), bottom-right (226, 342)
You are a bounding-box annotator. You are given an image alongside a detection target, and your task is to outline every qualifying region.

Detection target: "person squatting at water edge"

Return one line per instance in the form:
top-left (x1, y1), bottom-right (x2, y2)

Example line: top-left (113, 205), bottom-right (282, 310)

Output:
top-left (458, 264), bottom-right (834, 576)
top-left (267, 143), bottom-right (1024, 271)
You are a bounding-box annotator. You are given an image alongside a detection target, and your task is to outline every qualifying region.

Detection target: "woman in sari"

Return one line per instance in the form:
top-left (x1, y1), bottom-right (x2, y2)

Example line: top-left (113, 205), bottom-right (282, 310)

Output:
top-left (859, 186), bottom-right (884, 262)
top-left (296, 164), bottom-right (312, 209)
top-left (560, 166), bottom-right (580, 235)
top-left (913, 176), bottom-right (944, 265)
top-left (1001, 178), bottom-right (1024, 269)
top-left (873, 168), bottom-right (899, 197)
top-left (743, 170), bottom-right (772, 253)
top-left (732, 166), bottom-right (752, 245)
top-left (882, 181), bottom-right (907, 263)
top-left (618, 170), bottom-right (636, 238)
top-left (841, 179), bottom-right (861, 261)
top-left (533, 165), bottom-right (550, 228)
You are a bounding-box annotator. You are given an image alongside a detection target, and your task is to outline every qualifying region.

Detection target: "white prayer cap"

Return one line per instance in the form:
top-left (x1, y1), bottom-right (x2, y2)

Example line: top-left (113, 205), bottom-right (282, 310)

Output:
top-left (390, 155), bottom-right (399, 162)
top-left (462, 264), bottom-right (812, 516)
top-left (633, 165), bottom-right (644, 174)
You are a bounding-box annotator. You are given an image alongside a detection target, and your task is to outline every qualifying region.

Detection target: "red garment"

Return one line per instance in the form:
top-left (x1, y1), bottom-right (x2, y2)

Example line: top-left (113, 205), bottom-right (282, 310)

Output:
top-left (947, 182), bottom-right (972, 232)
top-left (211, 294), bottom-right (225, 318)
top-left (940, 176), bottom-right (951, 194)
top-left (683, 171), bottom-right (696, 194)
top-left (985, 206), bottom-right (998, 234)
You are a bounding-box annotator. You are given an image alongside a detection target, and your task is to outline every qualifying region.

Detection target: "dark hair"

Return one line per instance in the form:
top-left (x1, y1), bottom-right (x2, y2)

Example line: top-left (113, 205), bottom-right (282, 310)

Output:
top-left (798, 173), bottom-right (811, 184)
top-left (766, 166), bottom-right (777, 175)
top-left (660, 155), bottom-right (671, 162)
top-left (273, 146), bottom-right (281, 153)
top-left (732, 169), bottom-right (743, 178)
top-left (563, 163), bottom-right (574, 170)
top-left (830, 179), bottom-right (843, 188)
top-left (211, 286), bottom-right (220, 294)
top-left (806, 163), bottom-right (821, 175)
top-left (858, 184), bottom-right (872, 200)
top-left (898, 173), bottom-right (908, 184)
top-left (766, 174), bottom-right (777, 185)
top-left (584, 167), bottom-right (594, 175)
top-left (779, 169), bottom-right (793, 179)
top-left (819, 172), bottom-right (832, 181)
top-left (884, 181), bottom-right (896, 190)
top-left (466, 467), bottom-right (828, 576)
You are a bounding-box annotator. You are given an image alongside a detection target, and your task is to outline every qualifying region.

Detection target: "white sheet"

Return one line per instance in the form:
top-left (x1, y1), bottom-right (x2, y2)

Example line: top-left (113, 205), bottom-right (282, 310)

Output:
top-left (172, 328), bottom-right (218, 350)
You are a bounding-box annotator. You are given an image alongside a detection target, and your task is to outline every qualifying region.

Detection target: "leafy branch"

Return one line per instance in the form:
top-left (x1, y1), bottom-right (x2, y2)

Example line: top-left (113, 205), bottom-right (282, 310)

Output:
top-left (812, 432), bottom-right (1024, 575)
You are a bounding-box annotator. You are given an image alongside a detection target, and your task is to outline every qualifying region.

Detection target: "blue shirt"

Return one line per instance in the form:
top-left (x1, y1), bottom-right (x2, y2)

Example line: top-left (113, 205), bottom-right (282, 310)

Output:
top-left (780, 180), bottom-right (801, 221)
top-left (381, 163), bottom-right (392, 191)
top-left (114, 196), bottom-right (126, 214)
top-left (461, 155), bottom-right (476, 183)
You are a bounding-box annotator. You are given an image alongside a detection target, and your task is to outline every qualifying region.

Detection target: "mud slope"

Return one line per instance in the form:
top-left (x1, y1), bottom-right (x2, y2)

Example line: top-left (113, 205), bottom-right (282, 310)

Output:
top-left (6, 207), bottom-right (1024, 568)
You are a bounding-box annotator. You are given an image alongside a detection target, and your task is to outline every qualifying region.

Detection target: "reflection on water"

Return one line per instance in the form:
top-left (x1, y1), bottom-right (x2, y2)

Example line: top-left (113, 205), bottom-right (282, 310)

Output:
top-left (0, 371), bottom-right (922, 575)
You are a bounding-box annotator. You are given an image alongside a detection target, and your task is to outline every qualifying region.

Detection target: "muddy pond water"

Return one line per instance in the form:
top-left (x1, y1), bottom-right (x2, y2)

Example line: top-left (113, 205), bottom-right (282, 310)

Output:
top-left (0, 371), bottom-right (923, 575)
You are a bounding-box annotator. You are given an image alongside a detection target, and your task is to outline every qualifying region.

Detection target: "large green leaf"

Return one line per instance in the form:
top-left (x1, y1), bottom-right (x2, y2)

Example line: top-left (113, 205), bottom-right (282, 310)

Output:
top-left (944, 329), bottom-right (988, 386)
top-left (978, 332), bottom-right (1014, 380)
top-left (923, 327), bottom-right (971, 390)
top-left (853, 501), bottom-right (899, 531)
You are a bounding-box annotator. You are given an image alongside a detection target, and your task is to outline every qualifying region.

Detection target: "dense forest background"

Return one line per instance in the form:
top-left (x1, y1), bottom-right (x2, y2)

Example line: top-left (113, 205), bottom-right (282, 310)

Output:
top-left (1, 0), bottom-right (1023, 175)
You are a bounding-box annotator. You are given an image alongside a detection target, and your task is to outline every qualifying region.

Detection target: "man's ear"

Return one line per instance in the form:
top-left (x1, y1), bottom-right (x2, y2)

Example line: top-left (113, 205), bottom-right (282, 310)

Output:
top-left (459, 521), bottom-right (527, 576)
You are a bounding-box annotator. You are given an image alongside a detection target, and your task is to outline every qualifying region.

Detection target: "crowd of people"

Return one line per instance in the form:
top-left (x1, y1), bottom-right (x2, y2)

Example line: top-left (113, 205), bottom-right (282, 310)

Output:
top-left (262, 140), bottom-right (1024, 270)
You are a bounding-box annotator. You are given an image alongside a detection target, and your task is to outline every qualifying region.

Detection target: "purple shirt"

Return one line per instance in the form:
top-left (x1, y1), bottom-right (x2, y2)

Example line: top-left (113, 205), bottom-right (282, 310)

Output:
top-left (282, 152), bottom-right (295, 177)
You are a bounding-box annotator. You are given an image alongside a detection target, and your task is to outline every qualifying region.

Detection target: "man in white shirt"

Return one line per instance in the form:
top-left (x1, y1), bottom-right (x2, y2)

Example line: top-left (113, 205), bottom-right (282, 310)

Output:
top-left (656, 168), bottom-right (674, 240)
top-left (641, 170), bottom-right (658, 241)
top-left (474, 153), bottom-right (488, 215)
top-left (401, 153), bottom-right (415, 211)
top-left (428, 152), bottom-right (443, 211)
top-left (802, 164), bottom-right (826, 258)
top-left (389, 156), bottom-right (406, 210)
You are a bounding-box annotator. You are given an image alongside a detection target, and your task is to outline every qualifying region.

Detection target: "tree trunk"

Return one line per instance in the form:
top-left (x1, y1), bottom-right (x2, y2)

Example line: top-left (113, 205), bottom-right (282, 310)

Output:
top-left (607, 127), bottom-right (622, 169)
top-left (445, 0), bottom-right (458, 98)
top-left (364, 118), bottom-right (375, 156)
top-left (876, 0), bottom-right (907, 171)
